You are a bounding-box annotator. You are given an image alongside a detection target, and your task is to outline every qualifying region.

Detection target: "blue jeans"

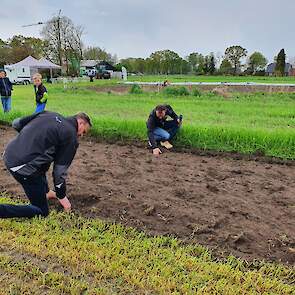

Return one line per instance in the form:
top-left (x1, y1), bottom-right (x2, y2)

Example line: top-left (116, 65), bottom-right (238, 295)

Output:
top-left (0, 172), bottom-right (49, 218)
top-left (153, 120), bottom-right (180, 142)
top-left (35, 102), bottom-right (46, 113)
top-left (1, 96), bottom-right (11, 112)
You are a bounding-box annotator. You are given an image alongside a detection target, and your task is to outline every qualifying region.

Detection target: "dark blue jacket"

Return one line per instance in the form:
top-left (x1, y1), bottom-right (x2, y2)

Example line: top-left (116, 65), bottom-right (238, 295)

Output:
top-left (146, 105), bottom-right (178, 149)
top-left (4, 112), bottom-right (79, 199)
top-left (0, 77), bottom-right (13, 97)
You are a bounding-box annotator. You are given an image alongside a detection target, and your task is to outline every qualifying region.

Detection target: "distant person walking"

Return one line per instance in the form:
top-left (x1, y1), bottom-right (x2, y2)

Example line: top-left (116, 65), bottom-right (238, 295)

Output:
top-left (0, 69), bottom-right (13, 113)
top-left (33, 73), bottom-right (48, 113)
top-left (0, 111), bottom-right (92, 218)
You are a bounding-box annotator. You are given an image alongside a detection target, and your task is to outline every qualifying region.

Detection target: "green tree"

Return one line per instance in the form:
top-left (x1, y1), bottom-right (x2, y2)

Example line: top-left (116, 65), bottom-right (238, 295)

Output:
top-left (224, 45), bottom-right (247, 75)
top-left (83, 46), bottom-right (117, 64)
top-left (219, 58), bottom-right (233, 75)
top-left (208, 53), bottom-right (216, 75)
top-left (0, 35), bottom-right (47, 66)
top-left (187, 52), bottom-right (203, 73)
top-left (275, 49), bottom-right (286, 76)
top-left (149, 50), bottom-right (182, 74)
top-left (248, 52), bottom-right (267, 74)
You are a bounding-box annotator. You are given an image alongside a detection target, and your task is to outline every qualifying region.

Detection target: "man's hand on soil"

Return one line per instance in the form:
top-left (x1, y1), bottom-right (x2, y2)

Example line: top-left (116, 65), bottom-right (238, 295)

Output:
top-left (47, 190), bottom-right (57, 200)
top-left (153, 148), bottom-right (162, 155)
top-left (58, 196), bottom-right (72, 212)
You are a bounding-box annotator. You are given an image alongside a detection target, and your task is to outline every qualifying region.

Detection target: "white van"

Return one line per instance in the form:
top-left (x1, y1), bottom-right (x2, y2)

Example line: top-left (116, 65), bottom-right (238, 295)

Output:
top-left (4, 66), bottom-right (31, 84)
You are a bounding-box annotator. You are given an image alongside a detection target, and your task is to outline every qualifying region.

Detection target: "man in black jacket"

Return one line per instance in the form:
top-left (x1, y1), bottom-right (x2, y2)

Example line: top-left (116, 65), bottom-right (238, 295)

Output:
top-left (147, 105), bottom-right (182, 155)
top-left (0, 111), bottom-right (92, 218)
top-left (0, 70), bottom-right (13, 113)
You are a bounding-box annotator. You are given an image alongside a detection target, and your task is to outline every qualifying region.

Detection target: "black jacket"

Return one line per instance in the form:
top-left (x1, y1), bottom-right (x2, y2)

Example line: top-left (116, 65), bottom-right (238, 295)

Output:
top-left (34, 84), bottom-right (48, 104)
top-left (146, 105), bottom-right (178, 149)
top-left (3, 111), bottom-right (79, 199)
top-left (0, 77), bottom-right (13, 97)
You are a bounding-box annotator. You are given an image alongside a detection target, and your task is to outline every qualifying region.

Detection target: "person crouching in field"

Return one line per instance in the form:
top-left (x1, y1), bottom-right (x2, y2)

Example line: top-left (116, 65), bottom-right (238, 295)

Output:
top-left (147, 104), bottom-right (182, 155)
top-left (0, 69), bottom-right (13, 113)
top-left (33, 73), bottom-right (48, 113)
top-left (0, 111), bottom-right (92, 218)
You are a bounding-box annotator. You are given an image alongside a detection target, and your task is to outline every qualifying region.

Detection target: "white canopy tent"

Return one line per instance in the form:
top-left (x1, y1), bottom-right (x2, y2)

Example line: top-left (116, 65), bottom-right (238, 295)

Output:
top-left (6, 56), bottom-right (61, 79)
top-left (38, 57), bottom-right (61, 79)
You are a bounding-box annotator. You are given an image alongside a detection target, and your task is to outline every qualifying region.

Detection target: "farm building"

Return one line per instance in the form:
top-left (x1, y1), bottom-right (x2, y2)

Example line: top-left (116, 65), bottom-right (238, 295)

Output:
top-left (266, 62), bottom-right (293, 76)
top-left (80, 60), bottom-right (117, 77)
top-left (80, 60), bottom-right (98, 75)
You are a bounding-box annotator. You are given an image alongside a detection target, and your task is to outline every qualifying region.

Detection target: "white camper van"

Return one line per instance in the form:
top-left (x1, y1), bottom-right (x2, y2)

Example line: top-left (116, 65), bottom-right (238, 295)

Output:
top-left (4, 65), bottom-right (31, 84)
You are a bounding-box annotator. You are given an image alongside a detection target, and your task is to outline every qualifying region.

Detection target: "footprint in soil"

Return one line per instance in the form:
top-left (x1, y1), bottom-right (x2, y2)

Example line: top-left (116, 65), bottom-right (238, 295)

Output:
top-left (206, 184), bottom-right (219, 193)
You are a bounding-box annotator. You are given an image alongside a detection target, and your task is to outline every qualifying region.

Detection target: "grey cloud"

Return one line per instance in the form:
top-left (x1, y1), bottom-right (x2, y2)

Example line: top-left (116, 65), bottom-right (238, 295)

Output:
top-left (0, 0), bottom-right (294, 61)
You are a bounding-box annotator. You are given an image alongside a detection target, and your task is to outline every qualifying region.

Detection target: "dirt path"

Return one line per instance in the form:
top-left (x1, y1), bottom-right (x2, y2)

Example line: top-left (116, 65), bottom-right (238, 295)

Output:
top-left (1, 126), bottom-right (294, 264)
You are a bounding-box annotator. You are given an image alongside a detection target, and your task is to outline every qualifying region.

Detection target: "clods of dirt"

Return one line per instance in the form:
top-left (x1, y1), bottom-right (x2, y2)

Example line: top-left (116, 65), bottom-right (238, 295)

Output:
top-left (1, 126), bottom-right (294, 265)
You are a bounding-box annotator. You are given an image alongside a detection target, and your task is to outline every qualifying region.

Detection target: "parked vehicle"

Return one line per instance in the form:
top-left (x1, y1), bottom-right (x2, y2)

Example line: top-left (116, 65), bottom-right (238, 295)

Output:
top-left (85, 69), bottom-right (97, 77)
top-left (4, 66), bottom-right (31, 84)
top-left (96, 70), bottom-right (111, 79)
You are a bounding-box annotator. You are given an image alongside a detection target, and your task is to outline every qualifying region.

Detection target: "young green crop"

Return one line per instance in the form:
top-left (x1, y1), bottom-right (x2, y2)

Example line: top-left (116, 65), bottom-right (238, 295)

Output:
top-left (0, 195), bottom-right (294, 294)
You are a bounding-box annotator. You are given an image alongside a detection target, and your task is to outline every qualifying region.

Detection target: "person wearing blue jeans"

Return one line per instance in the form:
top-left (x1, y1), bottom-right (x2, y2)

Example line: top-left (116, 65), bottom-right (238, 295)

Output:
top-left (1, 96), bottom-right (11, 112)
top-left (33, 73), bottom-right (48, 113)
top-left (147, 104), bottom-right (182, 155)
top-left (0, 69), bottom-right (13, 113)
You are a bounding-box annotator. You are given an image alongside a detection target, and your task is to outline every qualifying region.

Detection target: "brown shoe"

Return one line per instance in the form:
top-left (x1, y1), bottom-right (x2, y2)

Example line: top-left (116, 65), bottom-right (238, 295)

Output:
top-left (160, 141), bottom-right (173, 149)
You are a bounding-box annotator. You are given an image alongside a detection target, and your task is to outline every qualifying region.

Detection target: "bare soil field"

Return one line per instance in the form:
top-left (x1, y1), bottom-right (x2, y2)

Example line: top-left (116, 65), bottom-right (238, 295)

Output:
top-left (1, 126), bottom-right (294, 264)
top-left (90, 84), bottom-right (295, 93)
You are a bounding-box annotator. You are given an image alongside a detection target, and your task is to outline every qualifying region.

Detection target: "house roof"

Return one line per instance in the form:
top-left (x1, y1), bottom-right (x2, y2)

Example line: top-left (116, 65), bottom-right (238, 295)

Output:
top-left (98, 61), bottom-right (115, 70)
top-left (266, 62), bottom-right (292, 73)
top-left (80, 60), bottom-right (99, 67)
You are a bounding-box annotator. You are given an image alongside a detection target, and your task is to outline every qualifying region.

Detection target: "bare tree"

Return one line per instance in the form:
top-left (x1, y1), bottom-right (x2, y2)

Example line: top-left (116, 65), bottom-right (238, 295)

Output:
top-left (41, 15), bottom-right (84, 74)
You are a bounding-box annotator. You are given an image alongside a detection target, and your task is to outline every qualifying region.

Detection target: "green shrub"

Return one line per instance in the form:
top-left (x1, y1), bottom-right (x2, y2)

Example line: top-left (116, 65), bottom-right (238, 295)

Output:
top-left (192, 88), bottom-right (202, 97)
top-left (162, 86), bottom-right (189, 96)
top-left (129, 84), bottom-right (143, 94)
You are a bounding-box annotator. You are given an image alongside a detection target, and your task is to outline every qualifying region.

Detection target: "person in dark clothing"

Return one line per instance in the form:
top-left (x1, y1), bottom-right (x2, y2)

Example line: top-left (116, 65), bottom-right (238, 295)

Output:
top-left (0, 111), bottom-right (92, 218)
top-left (0, 70), bottom-right (13, 113)
top-left (33, 73), bottom-right (48, 113)
top-left (147, 105), bottom-right (182, 155)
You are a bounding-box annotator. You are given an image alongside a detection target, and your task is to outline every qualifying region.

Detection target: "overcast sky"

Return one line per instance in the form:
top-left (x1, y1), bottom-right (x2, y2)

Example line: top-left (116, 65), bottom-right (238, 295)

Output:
top-left (0, 0), bottom-right (294, 62)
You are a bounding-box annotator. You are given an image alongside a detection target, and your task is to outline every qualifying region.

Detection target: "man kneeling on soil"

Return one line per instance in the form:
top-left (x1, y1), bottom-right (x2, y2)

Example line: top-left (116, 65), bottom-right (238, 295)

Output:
top-left (147, 104), bottom-right (182, 155)
top-left (0, 111), bottom-right (92, 218)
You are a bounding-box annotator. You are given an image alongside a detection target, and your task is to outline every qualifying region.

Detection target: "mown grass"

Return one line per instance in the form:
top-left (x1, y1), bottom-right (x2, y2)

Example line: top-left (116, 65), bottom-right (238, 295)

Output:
top-left (1, 81), bottom-right (295, 159)
top-left (0, 196), bottom-right (294, 294)
top-left (128, 74), bottom-right (295, 84)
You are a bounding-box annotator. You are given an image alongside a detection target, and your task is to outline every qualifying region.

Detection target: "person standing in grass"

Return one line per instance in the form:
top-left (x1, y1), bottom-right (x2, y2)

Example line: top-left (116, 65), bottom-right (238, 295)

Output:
top-left (147, 104), bottom-right (182, 155)
top-left (33, 73), bottom-right (48, 113)
top-left (0, 111), bottom-right (92, 218)
top-left (0, 69), bottom-right (13, 113)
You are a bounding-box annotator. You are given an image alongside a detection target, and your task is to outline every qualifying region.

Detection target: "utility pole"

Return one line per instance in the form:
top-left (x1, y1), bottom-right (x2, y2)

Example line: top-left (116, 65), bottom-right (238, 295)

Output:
top-left (56, 9), bottom-right (62, 66)
top-left (22, 10), bottom-right (63, 66)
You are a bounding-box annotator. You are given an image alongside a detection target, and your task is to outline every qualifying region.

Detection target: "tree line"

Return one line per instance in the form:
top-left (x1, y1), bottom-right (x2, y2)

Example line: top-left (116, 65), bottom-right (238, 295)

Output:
top-left (0, 13), bottom-right (289, 76)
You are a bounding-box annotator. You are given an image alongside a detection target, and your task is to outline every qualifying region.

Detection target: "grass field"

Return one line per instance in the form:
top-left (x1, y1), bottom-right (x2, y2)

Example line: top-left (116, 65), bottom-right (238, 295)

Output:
top-left (0, 195), bottom-right (294, 294)
top-left (1, 81), bottom-right (295, 158)
top-left (128, 74), bottom-right (295, 84)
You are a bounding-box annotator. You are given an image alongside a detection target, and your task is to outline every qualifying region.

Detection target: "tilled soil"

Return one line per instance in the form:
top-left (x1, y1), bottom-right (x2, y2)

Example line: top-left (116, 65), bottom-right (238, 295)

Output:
top-left (1, 126), bottom-right (294, 264)
top-left (89, 84), bottom-right (295, 94)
